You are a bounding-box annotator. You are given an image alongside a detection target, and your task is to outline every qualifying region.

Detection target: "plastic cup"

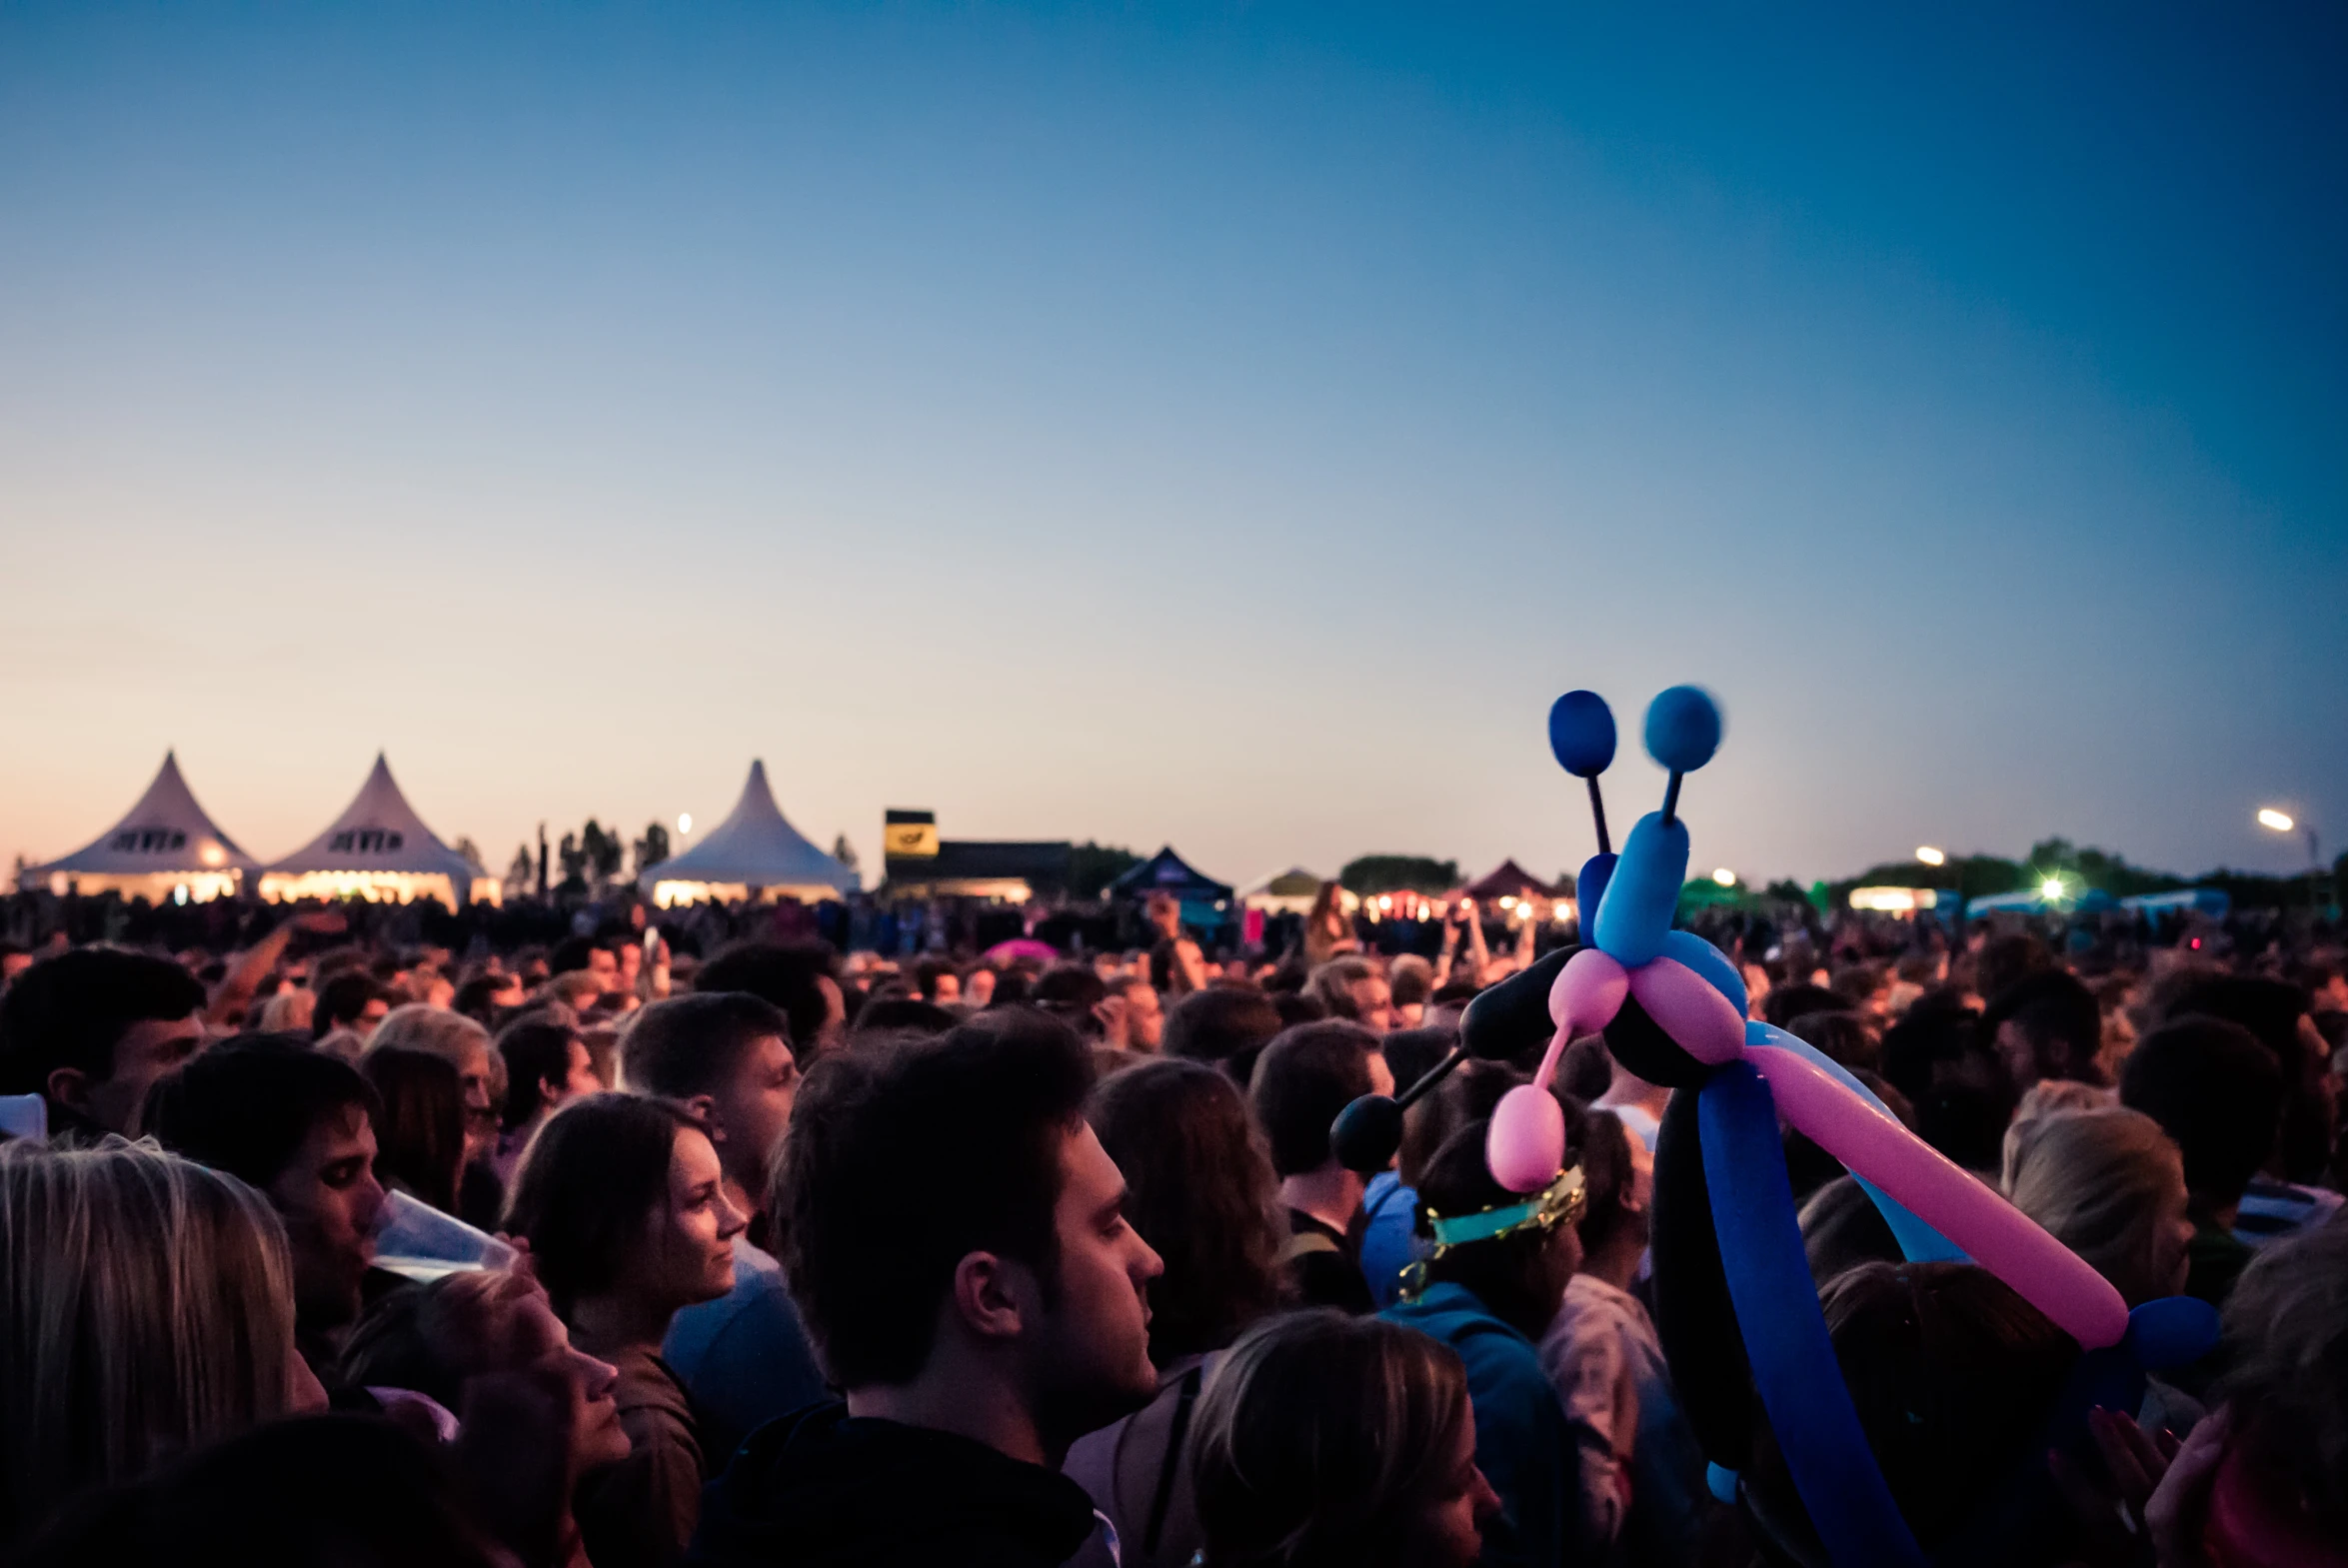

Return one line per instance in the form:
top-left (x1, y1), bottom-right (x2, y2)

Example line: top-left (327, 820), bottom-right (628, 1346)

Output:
top-left (0, 1093), bottom-right (46, 1142)
top-left (374, 1187), bottom-right (519, 1282)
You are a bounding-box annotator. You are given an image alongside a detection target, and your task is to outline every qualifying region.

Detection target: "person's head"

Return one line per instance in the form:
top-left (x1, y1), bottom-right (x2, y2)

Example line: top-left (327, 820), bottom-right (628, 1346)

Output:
top-left (914, 958), bottom-right (962, 1004)
top-left (549, 936), bottom-right (618, 989)
top-left (619, 992), bottom-right (799, 1199)
top-left (2156, 974), bottom-right (2315, 1071)
top-left (1249, 1021), bottom-right (1390, 1180)
top-left (1190, 1309), bottom-right (1499, 1568)
top-left (503, 1093), bottom-right (746, 1324)
top-left (358, 1044), bottom-right (467, 1215)
top-left (1980, 969), bottom-right (2104, 1090)
top-left (1389, 954), bottom-right (1434, 1019)
top-left (1397, 1059), bottom-right (1522, 1189)
top-left (1744, 1262), bottom-right (2079, 1558)
top-left (771, 1011), bottom-right (1164, 1444)
top-left (0, 1139), bottom-right (319, 1544)
top-left (693, 940), bottom-right (846, 1058)
top-left (1797, 1174), bottom-right (1904, 1288)
top-left (312, 971), bottom-right (392, 1043)
top-left (256, 987), bottom-right (316, 1036)
top-left (1784, 1009), bottom-right (1880, 1072)
top-left (1761, 981), bottom-right (1847, 1031)
top-left (1089, 1057), bottom-right (1286, 1364)
top-left (495, 1019), bottom-right (598, 1134)
top-left (542, 970), bottom-right (605, 1015)
top-left (0, 947), bottom-right (207, 1135)
top-left (2210, 1220), bottom-right (2348, 1544)
top-left (369, 1006), bottom-right (499, 1160)
top-left (853, 995), bottom-right (962, 1039)
top-left (1973, 932), bottom-right (2054, 1006)
top-left (1572, 1097), bottom-right (1647, 1269)
top-left (1117, 976), bottom-right (1165, 1050)
top-left (144, 1036), bottom-right (387, 1332)
top-left (2003, 1108), bottom-right (2192, 1306)
top-left (1412, 1116), bottom-right (1584, 1337)
top-left (340, 1267), bottom-right (630, 1475)
top-left (2119, 1016), bottom-right (2283, 1213)
top-left (453, 971), bottom-right (526, 1023)
top-left (1308, 957), bottom-right (1394, 1034)
top-left (1164, 985), bottom-right (1283, 1084)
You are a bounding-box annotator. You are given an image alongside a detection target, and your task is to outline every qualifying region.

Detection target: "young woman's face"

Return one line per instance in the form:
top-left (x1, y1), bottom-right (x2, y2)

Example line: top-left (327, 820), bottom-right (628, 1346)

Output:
top-left (639, 1127), bottom-right (747, 1311)
top-left (2144, 1162), bottom-right (2196, 1303)
top-left (1403, 1396), bottom-right (1501, 1568)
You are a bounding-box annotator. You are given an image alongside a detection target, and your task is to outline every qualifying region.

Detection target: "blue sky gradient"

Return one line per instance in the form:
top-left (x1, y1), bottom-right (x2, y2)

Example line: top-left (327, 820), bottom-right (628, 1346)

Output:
top-left (4, 3), bottom-right (2341, 889)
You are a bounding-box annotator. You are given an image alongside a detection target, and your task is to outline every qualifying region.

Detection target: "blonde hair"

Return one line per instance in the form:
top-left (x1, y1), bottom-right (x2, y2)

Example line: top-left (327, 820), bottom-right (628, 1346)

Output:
top-left (256, 987), bottom-right (316, 1035)
top-left (369, 1004), bottom-right (504, 1102)
top-left (1998, 1078), bottom-right (2113, 1190)
top-left (0, 1138), bottom-right (300, 1543)
top-left (2003, 1107), bottom-right (2183, 1306)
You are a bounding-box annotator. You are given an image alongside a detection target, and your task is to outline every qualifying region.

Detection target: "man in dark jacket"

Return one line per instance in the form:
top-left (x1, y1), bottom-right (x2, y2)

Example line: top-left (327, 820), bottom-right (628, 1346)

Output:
top-left (690, 1011), bottom-right (1164, 1568)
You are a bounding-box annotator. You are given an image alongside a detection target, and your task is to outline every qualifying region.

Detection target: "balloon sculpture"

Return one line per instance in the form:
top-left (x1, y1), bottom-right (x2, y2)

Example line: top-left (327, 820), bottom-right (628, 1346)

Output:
top-left (1330, 686), bottom-right (2218, 1568)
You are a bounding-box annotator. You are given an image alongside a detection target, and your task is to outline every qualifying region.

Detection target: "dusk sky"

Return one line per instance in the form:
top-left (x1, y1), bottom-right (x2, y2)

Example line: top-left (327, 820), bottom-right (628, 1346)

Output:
top-left (5, 3), bottom-right (2342, 892)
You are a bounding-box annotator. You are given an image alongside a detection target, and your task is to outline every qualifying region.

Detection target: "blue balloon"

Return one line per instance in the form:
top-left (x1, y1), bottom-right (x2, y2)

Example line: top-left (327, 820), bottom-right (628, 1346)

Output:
top-left (1644, 686), bottom-right (1723, 774)
top-left (1743, 1022), bottom-right (1966, 1264)
top-left (1575, 852), bottom-right (1616, 926)
top-left (1699, 1064), bottom-right (1926, 1568)
top-left (1590, 811), bottom-right (1686, 967)
top-left (1548, 690), bottom-right (1617, 778)
top-left (2128, 1294), bottom-right (2220, 1370)
top-left (1660, 930), bottom-right (1747, 1016)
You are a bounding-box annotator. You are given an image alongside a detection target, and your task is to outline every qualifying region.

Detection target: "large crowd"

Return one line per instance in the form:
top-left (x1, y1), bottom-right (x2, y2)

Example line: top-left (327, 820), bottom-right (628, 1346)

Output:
top-left (0, 883), bottom-right (2343, 1568)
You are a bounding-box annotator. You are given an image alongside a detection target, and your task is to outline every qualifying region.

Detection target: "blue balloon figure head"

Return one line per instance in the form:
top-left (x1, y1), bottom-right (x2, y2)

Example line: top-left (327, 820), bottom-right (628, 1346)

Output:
top-left (1590, 687), bottom-right (1723, 967)
top-left (1548, 689), bottom-right (1620, 900)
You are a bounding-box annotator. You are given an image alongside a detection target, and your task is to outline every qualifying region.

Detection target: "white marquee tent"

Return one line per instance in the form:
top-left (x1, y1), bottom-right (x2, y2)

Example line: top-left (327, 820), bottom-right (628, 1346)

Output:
top-left (24, 751), bottom-right (260, 901)
top-left (259, 754), bottom-right (498, 906)
top-left (642, 760), bottom-right (856, 906)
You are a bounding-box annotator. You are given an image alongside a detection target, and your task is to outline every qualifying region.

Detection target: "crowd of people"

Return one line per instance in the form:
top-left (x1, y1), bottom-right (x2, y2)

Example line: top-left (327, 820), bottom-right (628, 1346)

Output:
top-left (0, 882), bottom-right (2344, 1568)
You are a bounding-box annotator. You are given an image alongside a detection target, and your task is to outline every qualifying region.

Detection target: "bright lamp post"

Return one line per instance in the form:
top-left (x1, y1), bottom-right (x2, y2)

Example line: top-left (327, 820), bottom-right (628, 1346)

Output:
top-left (2258, 808), bottom-right (2324, 913)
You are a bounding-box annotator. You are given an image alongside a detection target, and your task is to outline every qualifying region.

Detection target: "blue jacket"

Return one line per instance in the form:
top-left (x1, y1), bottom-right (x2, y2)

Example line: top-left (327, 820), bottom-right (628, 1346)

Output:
top-left (1384, 1282), bottom-right (1579, 1568)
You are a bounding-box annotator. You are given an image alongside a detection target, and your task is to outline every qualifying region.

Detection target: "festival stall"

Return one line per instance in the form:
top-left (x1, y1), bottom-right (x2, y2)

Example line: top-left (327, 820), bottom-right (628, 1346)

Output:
top-left (259, 754), bottom-right (498, 906)
top-left (23, 751), bottom-right (259, 902)
top-left (640, 760), bottom-right (856, 907)
top-left (1111, 846), bottom-right (1235, 930)
top-left (1238, 867), bottom-right (1355, 916)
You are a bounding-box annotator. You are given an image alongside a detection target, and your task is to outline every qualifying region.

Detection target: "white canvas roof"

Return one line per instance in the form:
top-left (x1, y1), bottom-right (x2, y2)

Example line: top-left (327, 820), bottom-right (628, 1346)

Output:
top-left (33, 752), bottom-right (260, 878)
top-left (263, 754), bottom-right (476, 882)
top-left (641, 761), bottom-right (855, 894)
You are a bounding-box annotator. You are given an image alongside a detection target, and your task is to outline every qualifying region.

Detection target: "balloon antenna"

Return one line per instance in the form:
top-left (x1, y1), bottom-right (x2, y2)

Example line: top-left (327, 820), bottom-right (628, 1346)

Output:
top-left (1643, 687), bottom-right (1722, 828)
top-left (1547, 691), bottom-right (1617, 854)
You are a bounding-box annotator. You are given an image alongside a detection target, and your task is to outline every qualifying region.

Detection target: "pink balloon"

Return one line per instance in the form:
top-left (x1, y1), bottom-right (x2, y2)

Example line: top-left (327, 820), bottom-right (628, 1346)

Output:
top-left (1487, 1084), bottom-right (1566, 1193)
top-left (1548, 946), bottom-right (1629, 1038)
top-left (1748, 1047), bottom-right (2128, 1349)
top-left (1626, 958), bottom-right (1745, 1066)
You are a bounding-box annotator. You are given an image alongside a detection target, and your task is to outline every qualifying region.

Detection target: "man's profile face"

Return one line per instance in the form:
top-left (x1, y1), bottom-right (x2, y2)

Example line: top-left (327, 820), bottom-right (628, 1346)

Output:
top-left (1350, 976), bottom-right (1395, 1034)
top-left (266, 1103), bottom-right (386, 1331)
top-left (1122, 982), bottom-right (1164, 1050)
top-left (712, 1032), bottom-right (800, 1194)
top-left (74, 1012), bottom-right (206, 1135)
top-left (1030, 1122), bottom-right (1163, 1438)
top-left (586, 949), bottom-right (619, 986)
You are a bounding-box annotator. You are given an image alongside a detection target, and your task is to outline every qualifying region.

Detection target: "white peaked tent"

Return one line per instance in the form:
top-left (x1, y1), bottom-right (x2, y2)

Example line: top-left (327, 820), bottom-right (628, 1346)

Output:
top-left (259, 754), bottom-right (498, 906)
top-left (26, 751), bottom-right (260, 901)
top-left (642, 760), bottom-right (856, 907)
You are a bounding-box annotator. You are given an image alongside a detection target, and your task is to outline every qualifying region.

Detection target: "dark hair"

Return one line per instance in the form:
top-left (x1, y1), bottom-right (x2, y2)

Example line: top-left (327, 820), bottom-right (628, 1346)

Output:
top-left (852, 997), bottom-right (960, 1038)
top-left (1305, 957), bottom-right (1376, 1023)
top-left (1798, 1173), bottom-right (1903, 1288)
top-left (1761, 982), bottom-right (1845, 1030)
top-left (1248, 1022), bottom-right (1378, 1177)
top-left (360, 1046), bottom-right (466, 1215)
top-left (912, 958), bottom-right (957, 1000)
top-left (1397, 1059), bottom-right (1521, 1189)
top-left (495, 1020), bottom-right (583, 1131)
top-left (693, 941), bottom-right (838, 1054)
top-left (340, 1267), bottom-right (547, 1412)
top-left (1785, 1009), bottom-right (1880, 1072)
top-left (770, 1009), bottom-right (1094, 1387)
top-left (1981, 970), bottom-right (2103, 1085)
top-left (1974, 933), bottom-right (2054, 1008)
top-left (452, 974), bottom-right (516, 1025)
top-left (2119, 1016), bottom-right (2282, 1208)
top-left (1090, 1058), bottom-right (1286, 1363)
top-left (502, 1092), bottom-right (702, 1315)
top-left (1377, 1026), bottom-right (1453, 1100)
top-left (1190, 1309), bottom-right (1471, 1568)
top-left (547, 936), bottom-right (605, 977)
top-left (617, 992), bottom-right (789, 1102)
top-left (1029, 963), bottom-right (1109, 1040)
top-left (1744, 1263), bottom-right (2077, 1553)
top-left (1573, 1101), bottom-right (1639, 1258)
top-left (144, 1035), bottom-right (379, 1190)
top-left (11, 1414), bottom-right (505, 1568)
top-left (1165, 986), bottom-right (1283, 1080)
top-left (0, 948), bottom-right (206, 1095)
top-left (1414, 1114), bottom-right (1576, 1337)
top-left (311, 972), bottom-right (387, 1038)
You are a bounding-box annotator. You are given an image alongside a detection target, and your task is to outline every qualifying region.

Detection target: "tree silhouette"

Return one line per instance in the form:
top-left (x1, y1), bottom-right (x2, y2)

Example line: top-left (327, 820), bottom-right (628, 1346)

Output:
top-left (633, 822), bottom-right (672, 877)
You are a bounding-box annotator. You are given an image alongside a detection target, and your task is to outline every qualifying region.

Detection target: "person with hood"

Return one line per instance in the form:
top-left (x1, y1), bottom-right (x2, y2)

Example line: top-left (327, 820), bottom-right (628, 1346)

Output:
top-left (1382, 1117), bottom-right (1585, 1568)
top-left (692, 1011), bottom-right (1165, 1568)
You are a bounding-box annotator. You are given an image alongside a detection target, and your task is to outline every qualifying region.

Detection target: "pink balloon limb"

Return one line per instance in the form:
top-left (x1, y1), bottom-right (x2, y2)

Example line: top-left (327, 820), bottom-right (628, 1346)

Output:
top-left (1486, 1085), bottom-right (1567, 1194)
top-left (1626, 957), bottom-right (1746, 1066)
top-left (1747, 1047), bottom-right (2129, 1348)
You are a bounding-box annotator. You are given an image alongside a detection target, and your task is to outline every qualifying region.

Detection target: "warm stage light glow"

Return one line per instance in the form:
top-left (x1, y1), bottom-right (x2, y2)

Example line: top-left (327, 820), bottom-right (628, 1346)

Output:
top-left (2258, 808), bottom-right (2295, 833)
top-left (2040, 876), bottom-right (2066, 899)
top-left (678, 813), bottom-right (693, 835)
top-left (1712, 867), bottom-right (1736, 886)
top-left (1915, 846), bottom-right (1946, 866)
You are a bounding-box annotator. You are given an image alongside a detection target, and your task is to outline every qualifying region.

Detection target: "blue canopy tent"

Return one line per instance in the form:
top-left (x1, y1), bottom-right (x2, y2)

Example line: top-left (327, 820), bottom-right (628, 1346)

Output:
top-left (1111, 846), bottom-right (1235, 930)
top-left (2119, 887), bottom-right (2231, 919)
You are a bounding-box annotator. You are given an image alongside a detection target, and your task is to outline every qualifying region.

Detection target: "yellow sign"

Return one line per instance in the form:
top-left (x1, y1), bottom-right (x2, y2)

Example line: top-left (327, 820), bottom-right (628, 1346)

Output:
top-left (885, 821), bottom-right (940, 858)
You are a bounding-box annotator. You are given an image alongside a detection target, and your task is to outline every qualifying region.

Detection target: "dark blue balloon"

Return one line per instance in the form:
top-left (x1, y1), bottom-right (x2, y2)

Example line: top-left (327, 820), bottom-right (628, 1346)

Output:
top-left (1575, 852), bottom-right (1616, 923)
top-left (1548, 691), bottom-right (1616, 778)
top-left (1643, 686), bottom-right (1723, 773)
